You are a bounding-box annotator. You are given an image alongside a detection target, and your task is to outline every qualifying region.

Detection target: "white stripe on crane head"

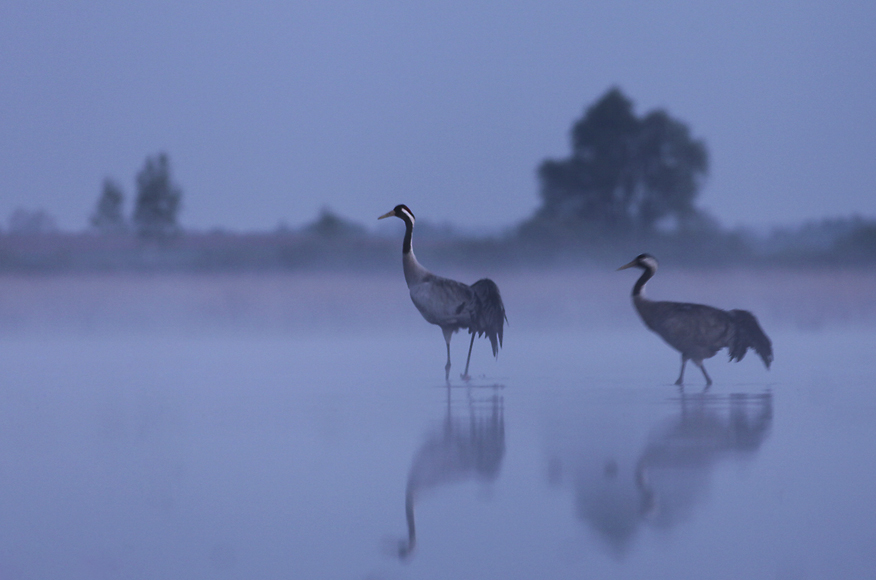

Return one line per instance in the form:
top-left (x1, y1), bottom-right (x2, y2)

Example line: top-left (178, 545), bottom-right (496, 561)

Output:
top-left (640, 255), bottom-right (658, 272)
top-left (397, 206), bottom-right (415, 224)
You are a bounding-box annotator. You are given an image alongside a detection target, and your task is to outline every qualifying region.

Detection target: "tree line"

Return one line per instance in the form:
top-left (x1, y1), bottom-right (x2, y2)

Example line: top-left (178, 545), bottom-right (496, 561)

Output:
top-left (3, 87), bottom-right (874, 268)
top-left (79, 86), bottom-right (729, 256)
top-left (87, 88), bottom-right (712, 244)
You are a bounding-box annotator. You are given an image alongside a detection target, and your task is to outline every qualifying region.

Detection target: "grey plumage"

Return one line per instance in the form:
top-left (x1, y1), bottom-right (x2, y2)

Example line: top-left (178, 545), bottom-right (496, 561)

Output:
top-left (619, 253), bottom-right (773, 386)
top-left (379, 204), bottom-right (506, 382)
top-left (469, 278), bottom-right (505, 357)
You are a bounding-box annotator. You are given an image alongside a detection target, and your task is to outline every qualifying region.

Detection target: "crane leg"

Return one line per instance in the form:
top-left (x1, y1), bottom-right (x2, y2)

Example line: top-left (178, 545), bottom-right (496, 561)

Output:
top-left (694, 360), bottom-right (712, 387)
top-left (442, 328), bottom-right (453, 384)
top-left (444, 343), bottom-right (451, 384)
top-left (461, 332), bottom-right (475, 382)
top-left (675, 356), bottom-right (687, 386)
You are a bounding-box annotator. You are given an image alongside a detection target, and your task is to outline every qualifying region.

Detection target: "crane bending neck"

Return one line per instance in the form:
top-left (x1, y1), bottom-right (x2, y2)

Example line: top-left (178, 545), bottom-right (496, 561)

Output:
top-left (632, 268), bottom-right (654, 297)
top-left (403, 250), bottom-right (428, 287)
top-left (399, 213), bottom-right (429, 288)
top-left (400, 214), bottom-right (430, 287)
top-left (401, 214), bottom-right (414, 255)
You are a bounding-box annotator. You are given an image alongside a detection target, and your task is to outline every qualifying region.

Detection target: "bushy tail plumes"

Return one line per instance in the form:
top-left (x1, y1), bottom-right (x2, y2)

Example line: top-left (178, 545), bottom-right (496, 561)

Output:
top-left (469, 278), bottom-right (506, 358)
top-left (728, 309), bottom-right (773, 368)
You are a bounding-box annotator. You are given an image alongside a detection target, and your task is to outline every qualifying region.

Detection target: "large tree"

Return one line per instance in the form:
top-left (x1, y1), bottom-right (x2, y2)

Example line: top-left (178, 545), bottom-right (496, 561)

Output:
top-left (133, 153), bottom-right (182, 238)
top-left (525, 88), bottom-right (708, 239)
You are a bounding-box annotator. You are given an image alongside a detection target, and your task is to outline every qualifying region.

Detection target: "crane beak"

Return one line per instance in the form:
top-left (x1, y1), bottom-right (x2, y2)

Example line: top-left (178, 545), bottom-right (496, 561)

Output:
top-left (378, 210), bottom-right (395, 220)
top-left (617, 260), bottom-right (637, 271)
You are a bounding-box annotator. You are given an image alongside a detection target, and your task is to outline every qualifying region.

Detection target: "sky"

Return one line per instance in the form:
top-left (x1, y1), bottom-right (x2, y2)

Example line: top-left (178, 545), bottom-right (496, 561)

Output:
top-left (1, 1), bottom-right (874, 233)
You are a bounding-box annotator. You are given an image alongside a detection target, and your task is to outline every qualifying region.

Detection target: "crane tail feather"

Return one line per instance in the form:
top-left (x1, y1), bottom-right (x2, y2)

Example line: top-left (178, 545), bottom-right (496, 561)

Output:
top-left (729, 309), bottom-right (773, 369)
top-left (469, 278), bottom-right (506, 359)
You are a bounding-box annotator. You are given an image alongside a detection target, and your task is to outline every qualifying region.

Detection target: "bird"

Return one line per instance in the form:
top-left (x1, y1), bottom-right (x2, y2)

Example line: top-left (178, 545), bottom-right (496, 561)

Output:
top-left (379, 204), bottom-right (506, 383)
top-left (618, 253), bottom-right (773, 386)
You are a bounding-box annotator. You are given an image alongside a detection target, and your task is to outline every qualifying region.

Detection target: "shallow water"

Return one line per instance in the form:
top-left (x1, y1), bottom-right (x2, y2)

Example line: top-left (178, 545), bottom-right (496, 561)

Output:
top-left (0, 272), bottom-right (874, 579)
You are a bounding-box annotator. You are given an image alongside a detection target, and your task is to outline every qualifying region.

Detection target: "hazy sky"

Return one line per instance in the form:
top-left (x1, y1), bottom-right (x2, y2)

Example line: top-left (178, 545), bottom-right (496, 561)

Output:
top-left (2, 1), bottom-right (874, 232)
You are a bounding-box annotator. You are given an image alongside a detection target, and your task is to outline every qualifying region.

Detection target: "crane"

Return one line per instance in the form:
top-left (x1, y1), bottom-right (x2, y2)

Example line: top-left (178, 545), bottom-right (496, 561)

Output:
top-left (379, 204), bottom-right (506, 383)
top-left (618, 253), bottom-right (773, 386)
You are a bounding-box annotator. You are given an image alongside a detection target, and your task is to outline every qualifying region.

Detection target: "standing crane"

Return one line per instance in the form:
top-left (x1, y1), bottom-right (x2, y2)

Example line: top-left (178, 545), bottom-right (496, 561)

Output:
top-left (618, 253), bottom-right (773, 386)
top-left (379, 204), bottom-right (506, 383)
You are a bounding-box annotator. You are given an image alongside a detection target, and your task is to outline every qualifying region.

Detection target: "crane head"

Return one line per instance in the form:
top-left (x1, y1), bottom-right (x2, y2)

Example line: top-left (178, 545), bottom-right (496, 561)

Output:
top-left (378, 204), bottom-right (416, 224)
top-left (617, 253), bottom-right (658, 272)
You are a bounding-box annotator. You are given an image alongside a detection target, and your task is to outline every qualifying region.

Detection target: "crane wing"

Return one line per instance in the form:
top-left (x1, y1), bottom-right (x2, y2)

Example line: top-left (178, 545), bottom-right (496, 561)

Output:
top-left (409, 275), bottom-right (475, 328)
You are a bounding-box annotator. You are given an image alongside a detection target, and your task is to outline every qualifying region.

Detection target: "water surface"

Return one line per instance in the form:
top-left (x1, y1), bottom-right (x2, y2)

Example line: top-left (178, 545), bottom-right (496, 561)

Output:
top-left (0, 272), bottom-right (874, 578)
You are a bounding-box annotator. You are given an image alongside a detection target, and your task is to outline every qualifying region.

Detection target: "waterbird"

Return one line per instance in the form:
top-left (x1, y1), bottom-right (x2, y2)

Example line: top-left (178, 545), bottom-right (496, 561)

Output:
top-left (379, 204), bottom-right (506, 383)
top-left (618, 254), bottom-right (773, 386)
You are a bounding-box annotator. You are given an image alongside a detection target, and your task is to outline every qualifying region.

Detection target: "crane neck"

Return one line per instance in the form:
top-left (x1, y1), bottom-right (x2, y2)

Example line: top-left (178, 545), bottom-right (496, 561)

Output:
top-left (403, 250), bottom-right (429, 287)
top-left (632, 266), bottom-right (654, 298)
top-left (400, 213), bottom-right (414, 255)
top-left (400, 215), bottom-right (429, 287)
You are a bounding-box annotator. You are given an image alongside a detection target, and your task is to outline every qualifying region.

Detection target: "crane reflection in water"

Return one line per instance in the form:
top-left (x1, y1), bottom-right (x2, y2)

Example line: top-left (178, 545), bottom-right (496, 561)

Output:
top-left (394, 387), bottom-right (505, 560)
top-left (547, 391), bottom-right (772, 556)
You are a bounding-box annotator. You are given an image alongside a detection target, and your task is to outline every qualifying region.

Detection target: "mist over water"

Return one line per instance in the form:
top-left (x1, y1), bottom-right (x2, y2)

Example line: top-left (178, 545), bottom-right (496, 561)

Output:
top-left (1, 268), bottom-right (874, 578)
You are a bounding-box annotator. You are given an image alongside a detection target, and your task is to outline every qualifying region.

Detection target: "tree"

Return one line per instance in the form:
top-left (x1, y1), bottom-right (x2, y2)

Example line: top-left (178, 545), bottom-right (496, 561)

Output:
top-left (133, 153), bottom-right (182, 238)
top-left (523, 88), bottom-right (708, 239)
top-left (90, 178), bottom-right (127, 233)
